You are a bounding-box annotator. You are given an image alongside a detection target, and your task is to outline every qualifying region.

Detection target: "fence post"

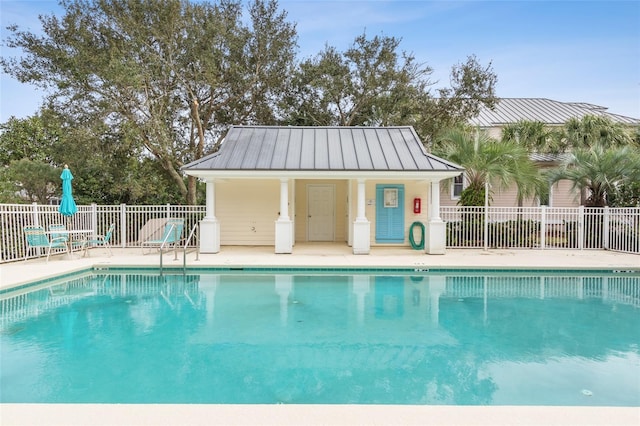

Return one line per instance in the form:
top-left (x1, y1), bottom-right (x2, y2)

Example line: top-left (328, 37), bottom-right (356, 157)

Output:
top-left (540, 205), bottom-right (546, 249)
top-left (91, 203), bottom-right (98, 239)
top-left (603, 206), bottom-right (610, 250)
top-left (483, 183), bottom-right (489, 251)
top-left (166, 203), bottom-right (171, 219)
top-left (120, 204), bottom-right (127, 248)
top-left (578, 206), bottom-right (584, 250)
top-left (32, 202), bottom-right (39, 226)
top-left (32, 202), bottom-right (42, 257)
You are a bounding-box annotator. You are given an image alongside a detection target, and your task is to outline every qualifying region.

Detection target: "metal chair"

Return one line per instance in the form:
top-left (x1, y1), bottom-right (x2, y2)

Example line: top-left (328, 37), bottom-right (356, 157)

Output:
top-left (83, 223), bottom-right (115, 257)
top-left (23, 225), bottom-right (69, 262)
top-left (49, 223), bottom-right (84, 251)
top-left (141, 218), bottom-right (185, 254)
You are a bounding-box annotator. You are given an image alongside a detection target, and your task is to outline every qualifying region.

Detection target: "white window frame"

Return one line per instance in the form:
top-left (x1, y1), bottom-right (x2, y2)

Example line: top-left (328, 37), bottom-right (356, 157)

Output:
top-left (451, 173), bottom-right (464, 200)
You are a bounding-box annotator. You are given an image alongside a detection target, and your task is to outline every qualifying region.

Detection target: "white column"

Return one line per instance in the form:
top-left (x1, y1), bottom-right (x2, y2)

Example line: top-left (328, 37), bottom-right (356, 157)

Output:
top-left (429, 180), bottom-right (441, 221)
top-left (347, 180), bottom-right (354, 246)
top-left (199, 178), bottom-right (220, 253)
top-left (205, 180), bottom-right (215, 219)
top-left (279, 179), bottom-right (290, 220)
top-left (425, 180), bottom-right (446, 255)
top-left (275, 179), bottom-right (293, 253)
top-left (352, 179), bottom-right (370, 254)
top-left (356, 180), bottom-right (367, 221)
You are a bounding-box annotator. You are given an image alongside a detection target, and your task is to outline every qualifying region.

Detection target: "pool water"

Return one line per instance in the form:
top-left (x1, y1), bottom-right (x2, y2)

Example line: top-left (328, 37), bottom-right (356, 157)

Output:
top-left (1, 269), bottom-right (639, 405)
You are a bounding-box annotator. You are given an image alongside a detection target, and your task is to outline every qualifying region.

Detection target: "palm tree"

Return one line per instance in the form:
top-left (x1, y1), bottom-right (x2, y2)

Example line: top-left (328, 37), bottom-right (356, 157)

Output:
top-left (547, 144), bottom-right (640, 207)
top-left (563, 115), bottom-right (633, 149)
top-left (502, 120), bottom-right (552, 152)
top-left (434, 127), bottom-right (543, 206)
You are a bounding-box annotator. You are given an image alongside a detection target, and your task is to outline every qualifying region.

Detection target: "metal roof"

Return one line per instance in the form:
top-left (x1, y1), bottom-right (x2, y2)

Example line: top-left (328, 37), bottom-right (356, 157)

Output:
top-left (182, 126), bottom-right (463, 174)
top-left (529, 152), bottom-right (570, 163)
top-left (470, 98), bottom-right (640, 127)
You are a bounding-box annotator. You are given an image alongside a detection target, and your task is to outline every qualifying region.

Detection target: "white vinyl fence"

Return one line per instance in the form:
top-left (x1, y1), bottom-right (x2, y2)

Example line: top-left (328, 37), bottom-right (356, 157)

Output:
top-left (0, 204), bottom-right (638, 263)
top-left (442, 206), bottom-right (640, 254)
top-left (0, 203), bottom-right (205, 263)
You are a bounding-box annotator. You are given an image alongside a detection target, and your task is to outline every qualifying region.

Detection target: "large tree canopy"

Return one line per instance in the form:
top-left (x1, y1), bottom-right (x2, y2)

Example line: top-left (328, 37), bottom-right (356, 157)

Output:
top-left (283, 33), bottom-right (431, 127)
top-left (3, 0), bottom-right (499, 204)
top-left (2, 0), bottom-right (298, 204)
top-left (282, 33), bottom-right (497, 142)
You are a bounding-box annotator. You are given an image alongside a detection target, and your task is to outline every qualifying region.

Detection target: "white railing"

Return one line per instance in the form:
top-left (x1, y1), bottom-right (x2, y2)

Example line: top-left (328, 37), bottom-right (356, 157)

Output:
top-left (442, 206), bottom-right (639, 254)
top-left (0, 203), bottom-right (205, 263)
top-left (1, 204), bottom-right (638, 263)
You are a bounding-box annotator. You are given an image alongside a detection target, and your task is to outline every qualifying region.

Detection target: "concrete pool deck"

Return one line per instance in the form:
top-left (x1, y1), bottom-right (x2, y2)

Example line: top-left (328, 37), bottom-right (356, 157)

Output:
top-left (2, 245), bottom-right (640, 290)
top-left (1, 245), bottom-right (639, 425)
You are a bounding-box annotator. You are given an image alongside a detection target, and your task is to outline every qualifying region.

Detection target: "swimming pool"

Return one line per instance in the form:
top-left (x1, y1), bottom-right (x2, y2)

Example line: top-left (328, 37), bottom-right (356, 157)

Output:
top-left (1, 268), bottom-right (639, 405)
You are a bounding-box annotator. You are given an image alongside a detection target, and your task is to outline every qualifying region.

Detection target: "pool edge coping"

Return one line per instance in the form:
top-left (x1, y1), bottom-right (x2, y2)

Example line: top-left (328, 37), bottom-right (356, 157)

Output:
top-left (2, 263), bottom-right (639, 295)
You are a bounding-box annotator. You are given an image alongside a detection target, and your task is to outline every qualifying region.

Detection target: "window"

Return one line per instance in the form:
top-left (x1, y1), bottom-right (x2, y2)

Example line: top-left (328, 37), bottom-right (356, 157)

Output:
top-left (383, 188), bottom-right (398, 208)
top-left (451, 174), bottom-right (464, 199)
top-left (539, 184), bottom-right (552, 206)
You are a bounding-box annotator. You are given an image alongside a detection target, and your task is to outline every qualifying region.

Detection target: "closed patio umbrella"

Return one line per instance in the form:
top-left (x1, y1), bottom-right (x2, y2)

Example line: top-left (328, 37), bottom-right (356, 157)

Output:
top-left (58, 165), bottom-right (78, 256)
top-left (59, 164), bottom-right (77, 217)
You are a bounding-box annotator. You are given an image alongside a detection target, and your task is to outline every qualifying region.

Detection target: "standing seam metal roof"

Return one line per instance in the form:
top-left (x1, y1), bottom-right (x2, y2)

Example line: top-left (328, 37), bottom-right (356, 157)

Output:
top-left (182, 126), bottom-right (463, 172)
top-left (469, 98), bottom-right (640, 127)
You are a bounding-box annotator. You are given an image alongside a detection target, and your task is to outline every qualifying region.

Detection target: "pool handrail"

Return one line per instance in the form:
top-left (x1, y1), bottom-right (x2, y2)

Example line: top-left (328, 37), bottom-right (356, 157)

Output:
top-left (182, 222), bottom-right (200, 274)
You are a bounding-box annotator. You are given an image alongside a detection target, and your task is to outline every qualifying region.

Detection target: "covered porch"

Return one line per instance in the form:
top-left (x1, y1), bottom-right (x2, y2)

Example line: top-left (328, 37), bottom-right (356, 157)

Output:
top-left (182, 126), bottom-right (463, 256)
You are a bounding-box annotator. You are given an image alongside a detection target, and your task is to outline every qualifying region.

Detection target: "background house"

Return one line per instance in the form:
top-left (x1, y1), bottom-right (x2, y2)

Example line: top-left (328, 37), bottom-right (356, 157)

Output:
top-left (440, 98), bottom-right (640, 208)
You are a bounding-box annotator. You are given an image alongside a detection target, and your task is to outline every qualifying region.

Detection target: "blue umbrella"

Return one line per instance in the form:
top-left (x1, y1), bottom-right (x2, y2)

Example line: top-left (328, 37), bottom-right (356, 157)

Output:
top-left (59, 164), bottom-right (77, 217)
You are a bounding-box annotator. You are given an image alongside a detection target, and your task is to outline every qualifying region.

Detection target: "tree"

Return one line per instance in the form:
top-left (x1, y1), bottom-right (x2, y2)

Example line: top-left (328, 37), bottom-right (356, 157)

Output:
top-left (4, 158), bottom-right (60, 203)
top-left (608, 181), bottom-right (640, 207)
top-left (283, 33), bottom-right (429, 127)
top-left (2, 0), bottom-right (297, 204)
top-left (0, 114), bottom-right (63, 165)
top-left (434, 127), bottom-right (542, 206)
top-left (418, 55), bottom-right (498, 146)
top-left (283, 33), bottom-right (497, 142)
top-left (562, 115), bottom-right (635, 150)
top-left (0, 113), bottom-right (64, 203)
top-left (547, 144), bottom-right (640, 207)
top-left (501, 120), bottom-right (562, 153)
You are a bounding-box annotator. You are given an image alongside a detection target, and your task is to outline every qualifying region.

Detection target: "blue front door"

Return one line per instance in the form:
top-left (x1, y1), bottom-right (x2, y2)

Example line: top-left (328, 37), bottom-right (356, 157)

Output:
top-left (375, 184), bottom-right (405, 243)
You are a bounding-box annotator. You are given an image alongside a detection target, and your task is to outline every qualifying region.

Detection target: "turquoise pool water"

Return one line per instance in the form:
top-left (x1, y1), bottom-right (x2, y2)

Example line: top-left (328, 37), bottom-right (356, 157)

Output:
top-left (1, 268), bottom-right (639, 405)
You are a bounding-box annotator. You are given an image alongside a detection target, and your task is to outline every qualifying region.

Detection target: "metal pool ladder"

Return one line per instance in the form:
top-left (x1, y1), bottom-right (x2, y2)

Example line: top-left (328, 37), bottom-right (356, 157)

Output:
top-left (182, 222), bottom-right (200, 274)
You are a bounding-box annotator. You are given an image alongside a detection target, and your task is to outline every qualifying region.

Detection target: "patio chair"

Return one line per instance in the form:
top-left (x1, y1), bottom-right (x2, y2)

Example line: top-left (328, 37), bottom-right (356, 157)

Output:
top-left (141, 218), bottom-right (185, 254)
top-left (49, 223), bottom-right (84, 251)
top-left (23, 225), bottom-right (69, 262)
top-left (83, 223), bottom-right (115, 257)
top-left (49, 223), bottom-right (68, 242)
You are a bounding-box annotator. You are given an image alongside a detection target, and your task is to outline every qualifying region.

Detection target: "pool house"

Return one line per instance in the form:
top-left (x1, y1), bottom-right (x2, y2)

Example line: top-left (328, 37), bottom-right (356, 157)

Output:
top-left (180, 125), bottom-right (464, 255)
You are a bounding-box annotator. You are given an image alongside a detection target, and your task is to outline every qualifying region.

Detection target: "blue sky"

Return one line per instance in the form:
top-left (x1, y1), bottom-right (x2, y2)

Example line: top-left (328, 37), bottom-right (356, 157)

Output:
top-left (1, 0), bottom-right (639, 122)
